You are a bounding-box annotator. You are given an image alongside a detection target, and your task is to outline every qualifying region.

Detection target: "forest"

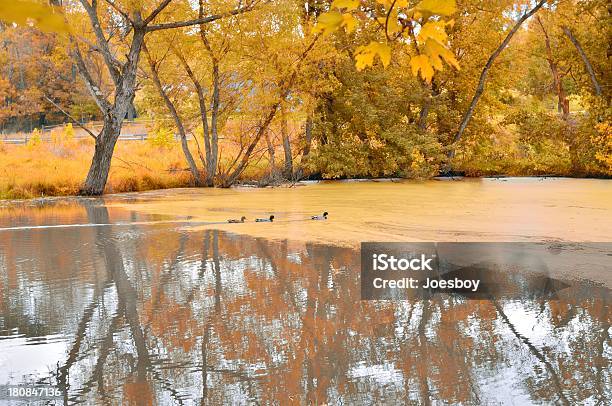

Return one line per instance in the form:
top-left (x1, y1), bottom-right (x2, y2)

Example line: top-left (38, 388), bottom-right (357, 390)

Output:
top-left (0, 0), bottom-right (610, 198)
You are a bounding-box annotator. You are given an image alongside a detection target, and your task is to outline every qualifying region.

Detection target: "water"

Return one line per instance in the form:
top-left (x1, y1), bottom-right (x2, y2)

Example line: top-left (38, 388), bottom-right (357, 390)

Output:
top-left (0, 185), bottom-right (610, 405)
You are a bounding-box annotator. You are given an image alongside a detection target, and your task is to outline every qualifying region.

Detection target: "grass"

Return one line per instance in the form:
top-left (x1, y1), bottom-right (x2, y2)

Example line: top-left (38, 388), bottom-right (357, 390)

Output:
top-left (0, 124), bottom-right (300, 199)
top-left (0, 138), bottom-right (195, 199)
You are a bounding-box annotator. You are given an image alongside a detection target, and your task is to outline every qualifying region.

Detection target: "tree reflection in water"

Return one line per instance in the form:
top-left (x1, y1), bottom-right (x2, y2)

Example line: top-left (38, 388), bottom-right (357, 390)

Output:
top-left (0, 201), bottom-right (609, 404)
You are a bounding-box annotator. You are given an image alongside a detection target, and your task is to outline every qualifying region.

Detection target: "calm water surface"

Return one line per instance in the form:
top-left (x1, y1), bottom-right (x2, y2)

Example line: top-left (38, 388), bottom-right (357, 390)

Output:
top-left (0, 199), bottom-right (609, 405)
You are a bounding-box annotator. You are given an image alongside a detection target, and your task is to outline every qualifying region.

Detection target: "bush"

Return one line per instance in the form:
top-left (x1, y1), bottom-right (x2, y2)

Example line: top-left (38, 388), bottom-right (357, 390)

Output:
top-left (27, 128), bottom-right (42, 147)
top-left (148, 125), bottom-right (175, 148)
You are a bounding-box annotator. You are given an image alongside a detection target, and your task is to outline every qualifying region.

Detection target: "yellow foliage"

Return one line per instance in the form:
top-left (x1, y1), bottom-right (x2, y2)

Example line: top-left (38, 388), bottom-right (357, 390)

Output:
top-left (63, 123), bottom-right (75, 142)
top-left (592, 122), bottom-right (612, 173)
top-left (148, 126), bottom-right (175, 149)
top-left (424, 38), bottom-right (459, 70)
top-left (410, 54), bottom-right (435, 82)
top-left (331, 0), bottom-right (360, 10)
top-left (315, 0), bottom-right (458, 80)
top-left (416, 0), bottom-right (457, 16)
top-left (27, 128), bottom-right (42, 148)
top-left (342, 14), bottom-right (358, 34)
top-left (314, 11), bottom-right (344, 35)
top-left (355, 42), bottom-right (392, 70)
top-left (0, 1), bottom-right (68, 33)
top-left (315, 11), bottom-right (357, 35)
top-left (418, 21), bottom-right (449, 44)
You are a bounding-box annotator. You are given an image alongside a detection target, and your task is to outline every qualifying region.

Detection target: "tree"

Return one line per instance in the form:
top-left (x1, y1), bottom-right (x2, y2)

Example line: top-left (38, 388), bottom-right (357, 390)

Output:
top-left (142, 0), bottom-right (322, 187)
top-left (63, 0), bottom-right (259, 195)
top-left (450, 0), bottom-right (547, 158)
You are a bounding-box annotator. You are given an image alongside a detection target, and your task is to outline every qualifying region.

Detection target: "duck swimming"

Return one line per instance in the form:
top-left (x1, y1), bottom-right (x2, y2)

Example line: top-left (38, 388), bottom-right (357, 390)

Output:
top-left (311, 212), bottom-right (328, 220)
top-left (227, 216), bottom-right (246, 223)
top-left (255, 215), bottom-right (275, 222)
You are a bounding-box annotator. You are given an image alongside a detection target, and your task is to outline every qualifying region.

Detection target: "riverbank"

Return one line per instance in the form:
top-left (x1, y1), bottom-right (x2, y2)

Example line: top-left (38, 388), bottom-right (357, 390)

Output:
top-left (3, 135), bottom-right (611, 199)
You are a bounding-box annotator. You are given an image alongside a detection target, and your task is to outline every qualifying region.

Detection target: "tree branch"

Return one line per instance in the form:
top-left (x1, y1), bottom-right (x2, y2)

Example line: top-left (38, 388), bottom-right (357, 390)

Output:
top-left (44, 96), bottom-right (98, 139)
top-left (71, 40), bottom-right (112, 113)
top-left (145, 4), bottom-right (257, 32)
top-left (78, 0), bottom-right (122, 86)
top-left (143, 0), bottom-right (174, 25)
top-left (450, 0), bottom-right (547, 158)
top-left (102, 0), bottom-right (132, 24)
top-left (562, 26), bottom-right (602, 97)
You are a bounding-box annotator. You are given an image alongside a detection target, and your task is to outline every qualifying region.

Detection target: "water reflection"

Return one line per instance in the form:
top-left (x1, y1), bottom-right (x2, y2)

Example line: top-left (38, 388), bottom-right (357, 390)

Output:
top-left (0, 201), bottom-right (609, 404)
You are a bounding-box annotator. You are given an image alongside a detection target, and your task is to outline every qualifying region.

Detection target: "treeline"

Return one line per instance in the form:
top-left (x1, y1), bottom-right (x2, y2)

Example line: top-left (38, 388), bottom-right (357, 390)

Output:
top-left (0, 0), bottom-right (610, 196)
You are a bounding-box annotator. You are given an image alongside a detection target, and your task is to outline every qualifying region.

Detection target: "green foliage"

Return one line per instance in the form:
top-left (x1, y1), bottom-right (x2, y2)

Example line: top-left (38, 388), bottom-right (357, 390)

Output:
top-left (307, 62), bottom-right (444, 179)
top-left (63, 123), bottom-right (75, 142)
top-left (148, 126), bottom-right (175, 149)
top-left (27, 128), bottom-right (42, 147)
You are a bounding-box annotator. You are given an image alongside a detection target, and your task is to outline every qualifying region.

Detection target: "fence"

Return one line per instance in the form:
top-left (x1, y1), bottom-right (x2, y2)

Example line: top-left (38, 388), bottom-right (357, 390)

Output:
top-left (0, 120), bottom-right (163, 144)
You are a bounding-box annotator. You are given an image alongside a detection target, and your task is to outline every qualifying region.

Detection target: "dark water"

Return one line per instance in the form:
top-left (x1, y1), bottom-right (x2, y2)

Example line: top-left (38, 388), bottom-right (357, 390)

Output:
top-left (0, 201), bottom-right (609, 405)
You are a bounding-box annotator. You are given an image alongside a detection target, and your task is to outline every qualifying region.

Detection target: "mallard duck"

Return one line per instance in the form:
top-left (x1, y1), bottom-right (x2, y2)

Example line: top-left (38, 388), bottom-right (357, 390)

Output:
top-left (227, 216), bottom-right (246, 223)
top-left (311, 212), bottom-right (328, 220)
top-left (255, 215), bottom-right (275, 222)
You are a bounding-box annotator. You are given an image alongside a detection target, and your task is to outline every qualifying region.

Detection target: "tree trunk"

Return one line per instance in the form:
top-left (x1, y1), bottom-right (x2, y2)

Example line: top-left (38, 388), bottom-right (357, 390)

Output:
top-left (81, 119), bottom-right (121, 195)
top-left (303, 115), bottom-right (313, 157)
top-left (144, 44), bottom-right (201, 185)
top-left (537, 16), bottom-right (569, 120)
top-left (209, 62), bottom-right (220, 186)
top-left (80, 28), bottom-right (146, 195)
top-left (265, 130), bottom-right (276, 172)
top-left (450, 0), bottom-right (546, 158)
top-left (280, 102), bottom-right (293, 178)
top-left (562, 26), bottom-right (602, 97)
top-left (221, 101), bottom-right (282, 187)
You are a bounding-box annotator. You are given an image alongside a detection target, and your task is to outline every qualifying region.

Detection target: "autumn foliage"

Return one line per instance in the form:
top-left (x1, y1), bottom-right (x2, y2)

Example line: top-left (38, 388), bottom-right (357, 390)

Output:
top-left (0, 0), bottom-right (610, 198)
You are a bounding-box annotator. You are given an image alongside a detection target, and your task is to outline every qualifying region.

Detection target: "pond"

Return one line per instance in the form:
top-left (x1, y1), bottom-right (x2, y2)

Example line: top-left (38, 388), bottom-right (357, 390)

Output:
top-left (0, 179), bottom-right (610, 404)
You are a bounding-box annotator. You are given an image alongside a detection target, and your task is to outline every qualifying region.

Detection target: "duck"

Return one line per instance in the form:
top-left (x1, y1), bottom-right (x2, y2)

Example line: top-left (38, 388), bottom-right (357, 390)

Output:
top-left (227, 216), bottom-right (246, 223)
top-left (255, 215), bottom-right (275, 222)
top-left (311, 211), bottom-right (328, 220)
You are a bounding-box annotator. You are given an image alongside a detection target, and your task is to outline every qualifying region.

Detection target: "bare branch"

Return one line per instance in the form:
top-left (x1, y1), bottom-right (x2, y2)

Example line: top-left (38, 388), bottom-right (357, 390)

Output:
top-left (143, 0), bottom-right (174, 26)
top-left (71, 40), bottom-right (112, 113)
top-left (102, 0), bottom-right (132, 23)
top-left (562, 26), bottom-right (602, 97)
top-left (145, 4), bottom-right (257, 32)
top-left (78, 0), bottom-right (122, 86)
top-left (44, 96), bottom-right (98, 139)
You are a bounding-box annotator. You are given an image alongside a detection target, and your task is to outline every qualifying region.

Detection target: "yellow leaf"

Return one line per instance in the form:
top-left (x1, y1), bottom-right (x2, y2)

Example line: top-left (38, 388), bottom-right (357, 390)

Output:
top-left (410, 54), bottom-right (434, 82)
top-left (342, 14), bottom-right (358, 33)
top-left (355, 42), bottom-right (392, 70)
top-left (417, 21), bottom-right (448, 43)
top-left (416, 0), bottom-right (456, 16)
top-left (0, 0), bottom-right (68, 33)
top-left (424, 38), bottom-right (459, 70)
top-left (331, 0), bottom-right (360, 10)
top-left (314, 11), bottom-right (344, 35)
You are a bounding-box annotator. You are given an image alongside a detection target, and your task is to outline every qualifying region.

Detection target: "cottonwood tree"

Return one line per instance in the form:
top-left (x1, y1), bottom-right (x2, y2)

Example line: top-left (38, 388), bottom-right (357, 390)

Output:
top-left (142, 0), bottom-right (322, 187)
top-left (450, 0), bottom-right (547, 157)
top-left (142, 0), bottom-right (242, 187)
top-left (60, 0), bottom-right (260, 195)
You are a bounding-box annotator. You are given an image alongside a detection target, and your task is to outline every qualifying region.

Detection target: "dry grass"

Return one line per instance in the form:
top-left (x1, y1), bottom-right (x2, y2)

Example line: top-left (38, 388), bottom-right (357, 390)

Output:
top-left (0, 138), bottom-right (194, 199)
top-left (0, 123), bottom-right (300, 199)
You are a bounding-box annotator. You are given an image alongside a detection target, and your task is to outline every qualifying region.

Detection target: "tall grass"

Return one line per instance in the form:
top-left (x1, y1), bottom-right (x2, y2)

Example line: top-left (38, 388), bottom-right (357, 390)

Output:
top-left (0, 122), bottom-right (296, 199)
top-left (0, 137), bottom-right (194, 199)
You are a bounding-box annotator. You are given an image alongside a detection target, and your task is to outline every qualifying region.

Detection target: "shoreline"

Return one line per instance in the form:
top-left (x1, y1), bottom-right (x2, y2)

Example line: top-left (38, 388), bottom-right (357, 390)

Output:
top-left (1, 175), bottom-right (610, 205)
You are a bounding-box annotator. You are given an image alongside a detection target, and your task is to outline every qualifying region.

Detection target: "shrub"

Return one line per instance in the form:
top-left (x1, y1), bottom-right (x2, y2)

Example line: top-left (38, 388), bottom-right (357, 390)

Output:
top-left (148, 125), bottom-right (175, 148)
top-left (27, 128), bottom-right (42, 147)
